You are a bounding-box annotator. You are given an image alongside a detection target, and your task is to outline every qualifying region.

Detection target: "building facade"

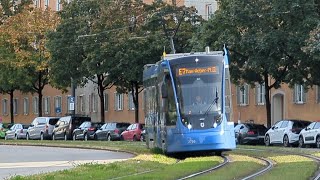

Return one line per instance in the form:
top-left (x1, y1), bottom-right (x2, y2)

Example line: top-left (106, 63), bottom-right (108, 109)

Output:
top-left (1, 0), bottom-right (319, 127)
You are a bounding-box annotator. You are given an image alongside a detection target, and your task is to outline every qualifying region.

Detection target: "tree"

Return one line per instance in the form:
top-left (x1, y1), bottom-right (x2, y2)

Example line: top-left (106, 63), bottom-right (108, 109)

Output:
top-left (0, 0), bottom-right (32, 123)
top-left (48, 0), bottom-right (120, 122)
top-left (194, 0), bottom-right (319, 127)
top-left (146, 2), bottom-right (203, 54)
top-left (0, 7), bottom-right (60, 117)
top-left (104, 1), bottom-right (202, 123)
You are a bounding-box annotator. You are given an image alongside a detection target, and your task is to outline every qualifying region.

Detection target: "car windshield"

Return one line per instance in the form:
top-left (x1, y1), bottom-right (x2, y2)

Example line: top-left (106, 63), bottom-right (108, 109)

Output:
top-left (72, 117), bottom-right (91, 126)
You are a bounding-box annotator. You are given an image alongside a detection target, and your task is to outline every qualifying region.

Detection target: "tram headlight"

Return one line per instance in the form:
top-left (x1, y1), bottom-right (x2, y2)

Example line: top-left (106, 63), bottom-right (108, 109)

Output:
top-left (187, 123), bottom-right (192, 130)
top-left (213, 122), bottom-right (217, 128)
top-left (213, 114), bottom-right (222, 128)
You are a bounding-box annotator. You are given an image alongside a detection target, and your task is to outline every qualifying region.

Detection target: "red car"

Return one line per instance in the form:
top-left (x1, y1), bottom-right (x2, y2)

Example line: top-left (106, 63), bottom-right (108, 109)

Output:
top-left (120, 123), bottom-right (144, 141)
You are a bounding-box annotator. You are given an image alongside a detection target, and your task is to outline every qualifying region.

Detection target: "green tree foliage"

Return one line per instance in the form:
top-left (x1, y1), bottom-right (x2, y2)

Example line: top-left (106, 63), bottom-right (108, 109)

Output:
top-left (0, 7), bottom-right (60, 117)
top-left (104, 1), bottom-right (202, 122)
top-left (0, 0), bottom-right (32, 123)
top-left (48, 0), bottom-right (127, 122)
top-left (97, 0), bottom-right (165, 123)
top-left (194, 0), bottom-right (319, 127)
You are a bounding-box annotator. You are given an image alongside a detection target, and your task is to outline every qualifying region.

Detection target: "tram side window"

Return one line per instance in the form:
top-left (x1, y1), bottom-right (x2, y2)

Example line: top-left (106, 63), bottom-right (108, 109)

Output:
top-left (164, 74), bottom-right (177, 126)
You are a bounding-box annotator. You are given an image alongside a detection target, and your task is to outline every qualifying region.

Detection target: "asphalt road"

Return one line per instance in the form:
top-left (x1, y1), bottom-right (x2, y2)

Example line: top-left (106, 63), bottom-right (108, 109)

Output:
top-left (0, 145), bottom-right (134, 179)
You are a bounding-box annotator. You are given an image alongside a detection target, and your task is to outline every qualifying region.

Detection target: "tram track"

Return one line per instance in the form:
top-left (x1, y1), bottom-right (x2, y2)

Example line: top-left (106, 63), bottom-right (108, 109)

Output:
top-left (176, 155), bottom-right (230, 180)
top-left (238, 147), bottom-right (320, 180)
top-left (240, 156), bottom-right (273, 180)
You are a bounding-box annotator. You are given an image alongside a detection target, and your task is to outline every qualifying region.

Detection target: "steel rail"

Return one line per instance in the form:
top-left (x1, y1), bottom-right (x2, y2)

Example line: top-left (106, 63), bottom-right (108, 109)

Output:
top-left (241, 157), bottom-right (273, 180)
top-left (176, 155), bottom-right (230, 180)
top-left (238, 147), bottom-right (320, 180)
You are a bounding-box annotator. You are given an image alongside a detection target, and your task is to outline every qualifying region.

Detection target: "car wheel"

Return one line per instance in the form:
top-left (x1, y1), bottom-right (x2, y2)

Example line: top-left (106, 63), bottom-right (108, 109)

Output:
top-left (64, 134), bottom-right (67, 141)
top-left (283, 135), bottom-right (290, 147)
top-left (238, 136), bottom-right (243, 145)
top-left (73, 133), bottom-right (76, 141)
top-left (107, 134), bottom-right (111, 141)
top-left (40, 133), bottom-right (44, 141)
top-left (94, 134), bottom-right (97, 140)
top-left (133, 135), bottom-right (138, 141)
top-left (26, 133), bottom-right (30, 140)
top-left (298, 136), bottom-right (305, 148)
top-left (316, 136), bottom-right (320, 148)
top-left (265, 135), bottom-right (271, 146)
top-left (84, 134), bottom-right (88, 141)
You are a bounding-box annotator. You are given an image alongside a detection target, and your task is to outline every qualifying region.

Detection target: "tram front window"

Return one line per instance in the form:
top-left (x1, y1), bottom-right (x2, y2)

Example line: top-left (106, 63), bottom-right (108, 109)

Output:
top-left (172, 62), bottom-right (223, 128)
top-left (178, 77), bottom-right (221, 116)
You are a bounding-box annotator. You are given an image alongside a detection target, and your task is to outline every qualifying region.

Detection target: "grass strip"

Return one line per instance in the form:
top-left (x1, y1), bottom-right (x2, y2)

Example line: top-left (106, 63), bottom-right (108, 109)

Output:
top-left (192, 154), bottom-right (265, 180)
top-left (232, 149), bottom-right (317, 180)
top-left (10, 154), bottom-right (222, 180)
top-left (0, 140), bottom-right (149, 154)
top-left (255, 155), bottom-right (316, 180)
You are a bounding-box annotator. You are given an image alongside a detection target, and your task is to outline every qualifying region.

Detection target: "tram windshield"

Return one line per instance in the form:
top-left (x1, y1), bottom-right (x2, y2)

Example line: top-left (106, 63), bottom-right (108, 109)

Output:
top-left (172, 61), bottom-right (223, 117)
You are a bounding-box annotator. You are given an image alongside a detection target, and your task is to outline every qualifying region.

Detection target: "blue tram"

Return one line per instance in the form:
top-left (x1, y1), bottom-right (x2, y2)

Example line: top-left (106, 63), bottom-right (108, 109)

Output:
top-left (143, 48), bottom-right (236, 154)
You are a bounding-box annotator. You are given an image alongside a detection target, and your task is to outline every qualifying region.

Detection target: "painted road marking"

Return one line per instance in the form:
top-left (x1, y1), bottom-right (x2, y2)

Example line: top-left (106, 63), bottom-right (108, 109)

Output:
top-left (0, 159), bottom-right (127, 169)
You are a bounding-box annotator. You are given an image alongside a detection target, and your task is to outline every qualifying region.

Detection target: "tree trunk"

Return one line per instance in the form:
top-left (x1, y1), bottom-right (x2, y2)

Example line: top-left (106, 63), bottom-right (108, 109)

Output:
top-left (97, 74), bottom-right (105, 123)
top-left (38, 71), bottom-right (44, 117)
top-left (9, 90), bottom-right (14, 124)
top-left (264, 73), bottom-right (271, 128)
top-left (134, 82), bottom-right (139, 123)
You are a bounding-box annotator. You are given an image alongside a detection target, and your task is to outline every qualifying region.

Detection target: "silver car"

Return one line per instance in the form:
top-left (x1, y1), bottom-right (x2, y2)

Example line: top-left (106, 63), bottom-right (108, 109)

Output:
top-left (26, 117), bottom-right (59, 140)
top-left (5, 124), bottom-right (29, 140)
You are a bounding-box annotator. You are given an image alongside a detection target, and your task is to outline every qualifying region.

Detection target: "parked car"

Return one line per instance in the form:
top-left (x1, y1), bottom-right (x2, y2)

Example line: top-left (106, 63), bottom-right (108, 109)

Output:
top-left (120, 123), bottom-right (145, 141)
top-left (298, 122), bottom-right (320, 148)
top-left (52, 115), bottom-right (91, 140)
top-left (0, 123), bottom-right (11, 139)
top-left (5, 124), bottom-right (29, 140)
top-left (72, 121), bottom-right (104, 141)
top-left (265, 119), bottom-right (311, 147)
top-left (26, 117), bottom-right (60, 140)
top-left (234, 123), bottom-right (267, 145)
top-left (94, 122), bottom-right (130, 141)
top-left (140, 129), bottom-right (146, 142)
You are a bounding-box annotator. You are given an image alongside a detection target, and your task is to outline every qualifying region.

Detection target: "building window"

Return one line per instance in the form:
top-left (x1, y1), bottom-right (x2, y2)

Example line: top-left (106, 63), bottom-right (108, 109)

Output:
top-left (294, 84), bottom-right (306, 104)
top-left (78, 95), bottom-right (85, 112)
top-left (43, 97), bottom-right (50, 115)
top-left (34, 0), bottom-right (39, 8)
top-left (44, 0), bottom-right (49, 8)
top-left (91, 93), bottom-right (97, 112)
top-left (256, 84), bottom-right (265, 105)
top-left (23, 98), bottom-right (29, 115)
top-left (56, 0), bottom-right (61, 11)
top-left (114, 93), bottom-right (123, 111)
top-left (2, 99), bottom-right (8, 115)
top-left (54, 96), bottom-right (62, 114)
top-left (104, 93), bottom-right (108, 111)
top-left (237, 84), bottom-right (249, 106)
top-left (67, 95), bottom-right (72, 113)
top-left (33, 96), bottom-right (39, 114)
top-left (13, 99), bottom-right (18, 115)
top-left (128, 93), bottom-right (135, 110)
top-left (317, 86), bottom-right (320, 104)
top-left (206, 4), bottom-right (214, 19)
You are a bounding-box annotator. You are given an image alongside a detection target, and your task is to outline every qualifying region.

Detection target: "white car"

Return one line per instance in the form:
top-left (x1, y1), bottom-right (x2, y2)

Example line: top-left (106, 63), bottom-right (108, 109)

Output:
top-left (264, 119), bottom-right (311, 147)
top-left (298, 122), bottom-right (320, 148)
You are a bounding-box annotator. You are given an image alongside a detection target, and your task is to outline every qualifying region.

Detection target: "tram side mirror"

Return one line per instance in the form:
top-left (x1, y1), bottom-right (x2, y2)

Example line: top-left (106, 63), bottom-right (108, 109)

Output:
top-left (161, 83), bottom-right (168, 99)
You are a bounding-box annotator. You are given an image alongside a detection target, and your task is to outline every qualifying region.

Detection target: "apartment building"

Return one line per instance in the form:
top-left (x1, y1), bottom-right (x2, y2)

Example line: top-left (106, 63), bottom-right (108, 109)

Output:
top-left (2, 0), bottom-right (319, 127)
